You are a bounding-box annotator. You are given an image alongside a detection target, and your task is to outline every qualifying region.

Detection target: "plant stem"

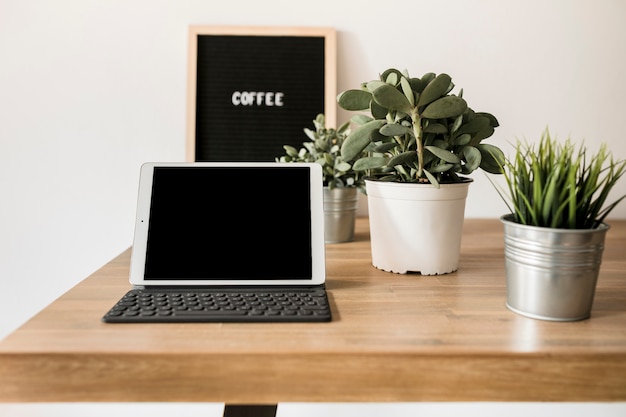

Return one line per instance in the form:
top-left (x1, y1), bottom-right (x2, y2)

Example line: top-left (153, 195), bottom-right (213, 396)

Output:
top-left (412, 108), bottom-right (423, 179)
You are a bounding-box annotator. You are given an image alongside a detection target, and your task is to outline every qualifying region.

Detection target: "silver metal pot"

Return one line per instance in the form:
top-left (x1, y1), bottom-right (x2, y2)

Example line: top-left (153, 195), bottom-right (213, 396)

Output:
top-left (323, 187), bottom-right (358, 243)
top-left (500, 214), bottom-right (610, 321)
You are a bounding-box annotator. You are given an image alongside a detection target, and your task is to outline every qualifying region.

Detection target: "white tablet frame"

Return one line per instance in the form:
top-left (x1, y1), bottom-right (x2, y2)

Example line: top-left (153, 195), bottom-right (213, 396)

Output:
top-left (129, 162), bottom-right (326, 287)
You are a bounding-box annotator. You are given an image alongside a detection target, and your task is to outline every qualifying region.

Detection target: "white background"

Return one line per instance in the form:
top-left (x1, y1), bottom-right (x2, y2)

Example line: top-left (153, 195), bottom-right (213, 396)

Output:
top-left (1, 0), bottom-right (625, 416)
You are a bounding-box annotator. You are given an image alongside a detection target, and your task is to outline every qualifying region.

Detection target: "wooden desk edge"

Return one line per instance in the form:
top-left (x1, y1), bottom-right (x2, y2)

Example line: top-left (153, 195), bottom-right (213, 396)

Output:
top-left (1, 218), bottom-right (625, 403)
top-left (1, 351), bottom-right (625, 402)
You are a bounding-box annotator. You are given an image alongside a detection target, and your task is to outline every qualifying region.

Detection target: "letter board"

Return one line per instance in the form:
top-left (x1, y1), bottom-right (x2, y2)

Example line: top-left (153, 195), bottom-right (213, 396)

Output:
top-left (187, 26), bottom-right (337, 162)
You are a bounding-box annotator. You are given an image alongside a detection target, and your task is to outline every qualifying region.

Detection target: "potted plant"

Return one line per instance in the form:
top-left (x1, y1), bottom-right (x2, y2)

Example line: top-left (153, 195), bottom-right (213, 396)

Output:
top-left (337, 68), bottom-right (504, 274)
top-left (277, 113), bottom-right (364, 243)
top-left (494, 129), bottom-right (626, 321)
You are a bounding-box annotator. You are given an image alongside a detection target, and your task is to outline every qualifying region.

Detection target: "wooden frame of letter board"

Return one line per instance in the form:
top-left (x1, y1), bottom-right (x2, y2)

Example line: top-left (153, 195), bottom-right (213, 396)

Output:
top-left (186, 26), bottom-right (337, 162)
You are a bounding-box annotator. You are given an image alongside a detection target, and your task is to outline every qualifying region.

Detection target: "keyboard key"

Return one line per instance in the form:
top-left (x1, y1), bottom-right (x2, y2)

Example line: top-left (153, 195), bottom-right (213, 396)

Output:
top-left (176, 309), bottom-right (248, 316)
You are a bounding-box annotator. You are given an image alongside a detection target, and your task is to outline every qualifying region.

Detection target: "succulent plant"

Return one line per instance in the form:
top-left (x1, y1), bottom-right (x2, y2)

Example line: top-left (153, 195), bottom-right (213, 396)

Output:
top-left (495, 129), bottom-right (626, 229)
top-left (276, 113), bottom-right (365, 190)
top-left (337, 68), bottom-right (505, 187)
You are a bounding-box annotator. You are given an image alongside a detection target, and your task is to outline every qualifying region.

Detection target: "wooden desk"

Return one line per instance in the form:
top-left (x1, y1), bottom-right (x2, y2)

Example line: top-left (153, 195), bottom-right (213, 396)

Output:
top-left (1, 218), bottom-right (625, 405)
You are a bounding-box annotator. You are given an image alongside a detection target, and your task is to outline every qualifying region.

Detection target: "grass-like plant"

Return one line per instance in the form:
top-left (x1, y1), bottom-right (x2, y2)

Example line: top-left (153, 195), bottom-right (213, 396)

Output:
top-left (497, 129), bottom-right (626, 229)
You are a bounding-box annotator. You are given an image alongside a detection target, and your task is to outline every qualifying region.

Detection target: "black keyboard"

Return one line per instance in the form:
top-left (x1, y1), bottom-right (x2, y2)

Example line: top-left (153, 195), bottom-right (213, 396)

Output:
top-left (102, 288), bottom-right (331, 323)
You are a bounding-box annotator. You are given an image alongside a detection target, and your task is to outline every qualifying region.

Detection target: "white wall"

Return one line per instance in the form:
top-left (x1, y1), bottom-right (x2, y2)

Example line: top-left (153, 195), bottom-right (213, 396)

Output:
top-left (1, 0), bottom-right (625, 416)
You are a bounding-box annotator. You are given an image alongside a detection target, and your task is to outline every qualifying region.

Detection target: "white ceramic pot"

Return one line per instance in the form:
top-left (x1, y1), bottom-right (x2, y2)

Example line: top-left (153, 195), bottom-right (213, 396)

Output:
top-left (365, 179), bottom-right (471, 275)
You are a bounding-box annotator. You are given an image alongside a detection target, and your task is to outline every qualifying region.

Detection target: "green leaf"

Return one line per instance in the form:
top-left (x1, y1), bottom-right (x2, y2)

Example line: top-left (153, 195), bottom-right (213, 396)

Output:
top-left (384, 72), bottom-right (398, 86)
top-left (477, 144), bottom-right (505, 174)
top-left (457, 115), bottom-right (491, 135)
top-left (423, 169), bottom-right (440, 188)
top-left (370, 128), bottom-right (387, 144)
top-left (283, 145), bottom-right (299, 157)
top-left (373, 142), bottom-right (398, 153)
top-left (421, 96), bottom-right (468, 119)
top-left (387, 151), bottom-right (417, 167)
top-left (425, 145), bottom-right (461, 163)
top-left (451, 114), bottom-right (464, 134)
top-left (337, 89), bottom-right (372, 111)
top-left (420, 72), bottom-right (436, 87)
top-left (351, 114), bottom-right (372, 126)
top-left (371, 100), bottom-right (389, 119)
top-left (409, 77), bottom-right (424, 94)
top-left (380, 123), bottom-right (413, 137)
top-left (475, 112), bottom-right (500, 127)
top-left (303, 127), bottom-right (317, 141)
top-left (340, 119), bottom-right (386, 161)
top-left (417, 73), bottom-right (452, 107)
top-left (380, 68), bottom-right (404, 84)
top-left (429, 163), bottom-right (454, 173)
top-left (337, 120), bottom-right (351, 135)
top-left (335, 161), bottom-right (352, 172)
top-left (400, 76), bottom-right (414, 106)
top-left (463, 146), bottom-right (482, 172)
top-left (314, 138), bottom-right (328, 151)
top-left (454, 133), bottom-right (472, 146)
top-left (471, 126), bottom-right (496, 144)
top-left (371, 83), bottom-right (413, 114)
top-left (353, 156), bottom-right (388, 171)
top-left (366, 80), bottom-right (387, 92)
top-left (542, 166), bottom-right (560, 225)
top-left (423, 123), bottom-right (448, 134)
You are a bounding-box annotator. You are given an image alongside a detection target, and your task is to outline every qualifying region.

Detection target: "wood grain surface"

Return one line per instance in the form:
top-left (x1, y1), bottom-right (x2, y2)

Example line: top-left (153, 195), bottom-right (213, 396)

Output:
top-left (1, 218), bottom-right (625, 403)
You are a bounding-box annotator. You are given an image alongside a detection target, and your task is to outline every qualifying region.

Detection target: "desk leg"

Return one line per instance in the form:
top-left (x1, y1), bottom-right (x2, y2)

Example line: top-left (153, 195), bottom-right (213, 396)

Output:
top-left (223, 404), bottom-right (278, 417)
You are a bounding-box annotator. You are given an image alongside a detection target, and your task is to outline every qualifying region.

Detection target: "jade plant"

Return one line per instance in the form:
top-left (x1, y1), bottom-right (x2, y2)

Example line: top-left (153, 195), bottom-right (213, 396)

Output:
top-left (337, 68), bottom-right (505, 187)
top-left (496, 129), bottom-right (626, 229)
top-left (276, 113), bottom-right (365, 190)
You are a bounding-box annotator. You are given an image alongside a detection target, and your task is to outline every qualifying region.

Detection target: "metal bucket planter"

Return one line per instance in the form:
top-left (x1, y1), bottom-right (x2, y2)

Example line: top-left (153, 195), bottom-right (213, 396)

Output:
top-left (323, 187), bottom-right (358, 243)
top-left (365, 179), bottom-right (471, 275)
top-left (500, 214), bottom-right (610, 321)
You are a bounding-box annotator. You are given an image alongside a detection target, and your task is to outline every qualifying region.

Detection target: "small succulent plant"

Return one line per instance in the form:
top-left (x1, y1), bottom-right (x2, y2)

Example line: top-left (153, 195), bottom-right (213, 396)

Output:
top-left (276, 113), bottom-right (364, 190)
top-left (337, 68), bottom-right (505, 187)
